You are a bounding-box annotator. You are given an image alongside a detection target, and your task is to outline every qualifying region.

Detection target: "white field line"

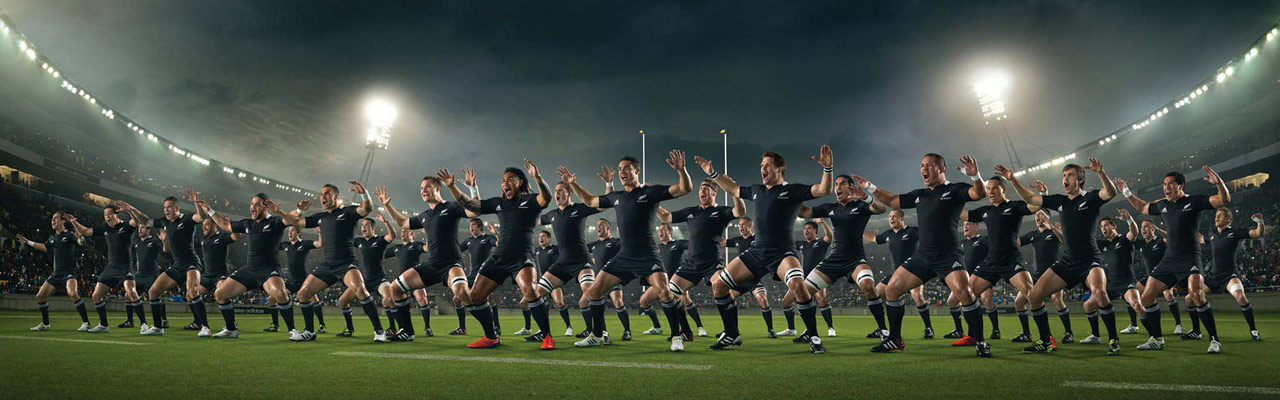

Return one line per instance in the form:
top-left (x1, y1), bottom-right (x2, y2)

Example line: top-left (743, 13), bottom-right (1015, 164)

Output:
top-left (1060, 381), bottom-right (1280, 395)
top-left (332, 351), bottom-right (712, 371)
top-left (0, 334), bottom-right (151, 346)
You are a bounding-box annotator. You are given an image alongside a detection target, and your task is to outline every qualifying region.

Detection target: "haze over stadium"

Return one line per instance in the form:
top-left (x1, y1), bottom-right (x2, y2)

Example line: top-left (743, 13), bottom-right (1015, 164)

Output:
top-left (3, 1), bottom-right (1280, 399)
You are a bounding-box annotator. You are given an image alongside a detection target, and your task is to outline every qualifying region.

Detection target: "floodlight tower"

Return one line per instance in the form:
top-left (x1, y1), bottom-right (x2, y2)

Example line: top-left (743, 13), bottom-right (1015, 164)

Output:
top-left (357, 99), bottom-right (397, 194)
top-left (974, 70), bottom-right (1023, 169)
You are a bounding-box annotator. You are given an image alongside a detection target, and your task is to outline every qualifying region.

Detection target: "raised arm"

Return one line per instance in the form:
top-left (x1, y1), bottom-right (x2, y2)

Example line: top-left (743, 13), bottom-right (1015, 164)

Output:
top-left (376, 211), bottom-right (397, 242)
top-left (1249, 213), bottom-right (1265, 238)
top-left (850, 174), bottom-right (900, 209)
top-left (1113, 178), bottom-right (1152, 216)
top-left (560, 166), bottom-right (600, 208)
top-left (1202, 166), bottom-right (1231, 208)
top-left (862, 231), bottom-right (877, 243)
top-left (818, 219), bottom-right (833, 242)
top-left (958, 156), bottom-right (986, 201)
top-left (797, 205), bottom-right (814, 219)
top-left (665, 150), bottom-right (692, 198)
top-left (114, 200), bottom-right (152, 227)
top-left (730, 188), bottom-right (747, 218)
top-left (183, 189), bottom-right (205, 223)
top-left (65, 214), bottom-right (94, 237)
top-left (312, 228), bottom-right (323, 248)
top-left (439, 167), bottom-right (482, 212)
top-left (1119, 209), bottom-right (1138, 242)
top-left (269, 199), bottom-right (307, 228)
top-left (350, 180), bottom-right (373, 217)
top-left (373, 186), bottom-right (411, 229)
top-left (994, 164), bottom-right (1043, 207)
top-left (15, 234), bottom-right (46, 252)
top-left (1050, 222), bottom-right (1065, 243)
top-left (810, 145), bottom-right (833, 198)
top-left (693, 156), bottom-right (741, 197)
top-left (656, 206), bottom-right (672, 224)
top-left (525, 159), bottom-right (553, 207)
top-left (203, 201), bottom-right (234, 233)
top-left (1088, 158), bottom-right (1116, 201)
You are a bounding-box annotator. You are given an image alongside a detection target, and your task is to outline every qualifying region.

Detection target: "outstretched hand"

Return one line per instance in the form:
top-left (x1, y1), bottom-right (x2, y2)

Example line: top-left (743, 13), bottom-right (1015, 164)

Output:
top-left (1086, 158), bottom-right (1105, 173)
top-left (1114, 178), bottom-right (1129, 193)
top-left (436, 168), bottom-right (456, 187)
top-left (666, 149), bottom-right (686, 170)
top-left (812, 145), bottom-right (833, 168)
top-left (524, 158), bottom-right (540, 178)
top-left (297, 199), bottom-right (312, 211)
top-left (597, 166), bottom-right (616, 183)
top-left (993, 164), bottom-right (1015, 180)
top-left (373, 186), bottom-right (391, 206)
top-left (958, 156), bottom-right (979, 176)
top-left (461, 166), bottom-right (477, 188)
top-left (557, 166), bottom-right (577, 185)
top-left (693, 156), bottom-right (715, 176)
top-left (349, 180), bottom-right (368, 194)
top-left (1032, 180), bottom-right (1048, 193)
top-left (1202, 166), bottom-right (1222, 185)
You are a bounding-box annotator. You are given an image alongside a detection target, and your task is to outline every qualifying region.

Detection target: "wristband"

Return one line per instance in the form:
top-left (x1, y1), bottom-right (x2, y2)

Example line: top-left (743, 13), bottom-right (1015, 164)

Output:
top-left (862, 182), bottom-right (878, 195)
top-left (822, 167), bottom-right (833, 173)
top-left (207, 210), bottom-right (216, 217)
top-left (1122, 187), bottom-right (1133, 198)
top-left (467, 185), bottom-right (479, 199)
top-left (27, 240), bottom-right (36, 246)
top-left (967, 170), bottom-right (982, 181)
top-left (1253, 217), bottom-right (1265, 224)
top-left (708, 171), bottom-right (719, 180)
top-left (605, 182), bottom-right (615, 191)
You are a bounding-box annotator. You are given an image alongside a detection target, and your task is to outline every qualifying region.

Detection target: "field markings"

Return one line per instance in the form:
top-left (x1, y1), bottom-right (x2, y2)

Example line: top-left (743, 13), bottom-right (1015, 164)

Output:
top-left (0, 334), bottom-right (151, 346)
top-left (1061, 381), bottom-right (1280, 395)
top-left (333, 351), bottom-right (713, 371)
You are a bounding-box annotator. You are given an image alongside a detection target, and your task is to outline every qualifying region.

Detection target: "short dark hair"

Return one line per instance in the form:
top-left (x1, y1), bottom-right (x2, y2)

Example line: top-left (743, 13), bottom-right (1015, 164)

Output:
top-left (700, 178), bottom-right (718, 190)
top-left (620, 156), bottom-right (640, 167)
top-left (597, 218), bottom-right (612, 228)
top-left (1063, 164), bottom-right (1086, 183)
top-left (322, 183), bottom-right (339, 192)
top-left (539, 230), bottom-right (551, 237)
top-left (104, 205), bottom-right (117, 213)
top-left (254, 193), bottom-right (269, 201)
top-left (1100, 217), bottom-right (1115, 225)
top-left (890, 209), bottom-right (905, 218)
top-left (988, 176), bottom-right (1006, 186)
top-left (803, 221), bottom-right (818, 230)
top-left (422, 176), bottom-right (441, 186)
top-left (1165, 171), bottom-right (1186, 185)
top-left (739, 217), bottom-right (753, 223)
top-left (659, 222), bottom-right (672, 230)
top-left (835, 174), bottom-right (852, 184)
top-left (362, 217), bottom-right (374, 224)
top-left (503, 167), bottom-right (530, 195)
top-left (762, 151), bottom-right (786, 169)
top-left (163, 196), bottom-right (179, 204)
top-left (924, 153), bottom-right (946, 169)
top-left (470, 218), bottom-right (483, 225)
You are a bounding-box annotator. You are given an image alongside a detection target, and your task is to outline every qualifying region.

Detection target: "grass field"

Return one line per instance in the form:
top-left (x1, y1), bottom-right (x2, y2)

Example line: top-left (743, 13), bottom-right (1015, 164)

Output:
top-left (2, 309), bottom-right (1278, 399)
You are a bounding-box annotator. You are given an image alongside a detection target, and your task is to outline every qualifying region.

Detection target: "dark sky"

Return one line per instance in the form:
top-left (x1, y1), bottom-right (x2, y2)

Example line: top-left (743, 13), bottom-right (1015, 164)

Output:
top-left (3, 1), bottom-right (1277, 209)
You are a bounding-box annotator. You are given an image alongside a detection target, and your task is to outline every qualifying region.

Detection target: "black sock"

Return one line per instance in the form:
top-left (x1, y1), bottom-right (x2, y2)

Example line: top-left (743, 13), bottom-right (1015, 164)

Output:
top-left (94, 301), bottom-right (108, 326)
top-left (342, 308), bottom-right (354, 332)
top-left (301, 301), bottom-right (315, 333)
top-left (135, 301), bottom-right (147, 327)
top-left (522, 307), bottom-right (533, 331)
top-left (218, 302), bottom-right (237, 331)
top-left (74, 299), bottom-right (89, 323)
top-left (1189, 306), bottom-right (1201, 333)
top-left (783, 306), bottom-right (796, 330)
top-left (269, 307), bottom-right (280, 327)
top-left (1017, 310), bottom-right (1030, 335)
top-left (469, 302), bottom-right (498, 339)
top-left (590, 299), bottom-right (608, 337)
top-left (1031, 307), bottom-right (1052, 341)
top-left (715, 295), bottom-right (739, 338)
top-left (616, 307), bottom-right (631, 332)
top-left (1057, 308), bottom-right (1073, 334)
top-left (314, 304), bottom-right (326, 325)
top-left (686, 305), bottom-right (704, 328)
top-left (124, 302), bottom-right (134, 323)
top-left (1169, 300), bottom-right (1182, 326)
top-left (797, 300), bottom-right (818, 338)
top-left (1242, 303), bottom-right (1257, 331)
top-left (761, 307), bottom-right (774, 331)
top-left (38, 302), bottom-right (50, 325)
top-left (887, 300), bottom-right (905, 340)
top-left (530, 299), bottom-right (552, 336)
top-left (396, 299), bottom-right (415, 336)
top-left (962, 303), bottom-right (984, 340)
top-left (1087, 311), bottom-right (1100, 337)
top-left (820, 306), bottom-right (834, 330)
top-left (643, 306), bottom-right (661, 329)
top-left (421, 307), bottom-right (433, 330)
top-left (490, 305), bottom-right (501, 332)
top-left (676, 303), bottom-right (692, 337)
top-left (1145, 304), bottom-right (1163, 338)
top-left (985, 308), bottom-right (999, 332)
top-left (1200, 302), bottom-right (1219, 341)
top-left (159, 302), bottom-right (168, 326)
top-left (580, 307), bottom-right (594, 333)
top-left (359, 297), bottom-right (384, 333)
top-left (279, 301), bottom-right (296, 331)
top-left (194, 299), bottom-right (211, 328)
top-left (660, 300), bottom-right (683, 339)
top-left (456, 306), bottom-right (467, 330)
top-left (1100, 304), bottom-right (1118, 340)
top-left (558, 306), bottom-right (571, 328)
top-left (386, 307), bottom-right (398, 332)
top-left (949, 307), bottom-right (963, 332)
top-left (917, 305), bottom-right (932, 329)
top-left (868, 298), bottom-right (887, 331)
top-left (1126, 305), bottom-right (1138, 326)
top-left (150, 300), bottom-right (164, 327)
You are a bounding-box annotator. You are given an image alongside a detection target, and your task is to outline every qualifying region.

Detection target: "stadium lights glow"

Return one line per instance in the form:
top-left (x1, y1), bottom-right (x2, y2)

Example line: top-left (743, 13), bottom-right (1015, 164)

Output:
top-left (363, 99), bottom-right (397, 149)
top-left (973, 70), bottom-right (1011, 122)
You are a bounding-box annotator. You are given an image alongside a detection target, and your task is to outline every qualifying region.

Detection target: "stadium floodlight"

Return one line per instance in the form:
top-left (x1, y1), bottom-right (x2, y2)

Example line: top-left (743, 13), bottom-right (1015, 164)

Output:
top-left (1216, 72), bottom-right (1227, 83)
top-left (973, 70), bottom-right (1011, 122)
top-left (363, 99), bottom-right (397, 150)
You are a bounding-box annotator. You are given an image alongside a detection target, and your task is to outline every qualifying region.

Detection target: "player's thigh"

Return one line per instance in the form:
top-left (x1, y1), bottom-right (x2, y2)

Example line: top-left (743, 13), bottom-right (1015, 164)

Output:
top-left (216, 278), bottom-right (249, 301)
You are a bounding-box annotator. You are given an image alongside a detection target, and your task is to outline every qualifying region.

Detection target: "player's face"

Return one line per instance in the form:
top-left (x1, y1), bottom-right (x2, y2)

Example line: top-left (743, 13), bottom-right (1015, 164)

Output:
top-left (163, 200), bottom-right (179, 220)
top-left (203, 219), bottom-right (216, 236)
top-left (1141, 221), bottom-right (1154, 237)
top-left (803, 224), bottom-right (817, 240)
top-left (139, 225), bottom-right (151, 237)
top-left (1035, 211), bottom-right (1049, 226)
top-left (658, 225), bottom-right (672, 241)
top-left (889, 211), bottom-right (904, 229)
top-left (618, 160), bottom-right (639, 186)
top-left (920, 156), bottom-right (944, 186)
top-left (401, 229), bottom-right (412, 243)
top-left (987, 180), bottom-right (1007, 204)
top-left (554, 183), bottom-right (572, 206)
top-left (501, 172), bottom-right (521, 199)
top-left (361, 219), bottom-right (375, 237)
top-left (50, 214), bottom-right (62, 230)
top-left (289, 226), bottom-right (301, 241)
top-left (1162, 176), bottom-right (1184, 200)
top-left (421, 180), bottom-right (442, 203)
top-left (698, 184), bottom-right (716, 206)
top-left (249, 196), bottom-right (267, 220)
top-left (470, 221), bottom-right (483, 236)
top-left (1062, 168), bottom-right (1082, 193)
top-left (103, 208), bottom-right (118, 224)
top-left (760, 157), bottom-right (783, 185)
top-left (963, 222), bottom-right (976, 237)
top-left (834, 176), bottom-right (854, 202)
top-left (738, 220), bottom-right (753, 236)
top-left (320, 186), bottom-right (338, 210)
top-left (1215, 209), bottom-right (1231, 228)
top-left (538, 232), bottom-right (550, 246)
top-left (1100, 220), bottom-right (1116, 238)
top-left (597, 220), bottom-right (611, 238)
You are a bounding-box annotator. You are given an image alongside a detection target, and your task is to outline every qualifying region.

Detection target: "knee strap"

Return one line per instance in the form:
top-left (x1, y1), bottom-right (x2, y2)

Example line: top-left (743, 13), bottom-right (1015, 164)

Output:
top-left (804, 273), bottom-right (828, 292)
top-left (450, 276), bottom-right (468, 287)
top-left (784, 268), bottom-right (803, 282)
top-left (856, 268), bottom-right (875, 283)
top-left (717, 270), bottom-right (738, 289)
top-left (537, 277), bottom-right (555, 294)
top-left (395, 277), bottom-right (412, 293)
top-left (667, 282), bottom-right (685, 297)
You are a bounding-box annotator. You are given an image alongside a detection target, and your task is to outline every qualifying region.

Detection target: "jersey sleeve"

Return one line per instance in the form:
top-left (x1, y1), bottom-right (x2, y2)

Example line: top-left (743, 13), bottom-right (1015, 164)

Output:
top-left (811, 203), bottom-right (833, 218)
top-left (384, 246), bottom-right (397, 258)
top-left (151, 219), bottom-right (165, 229)
top-left (967, 208), bottom-right (986, 223)
top-left (725, 237), bottom-right (740, 248)
top-left (1146, 200), bottom-right (1164, 216)
top-left (459, 238), bottom-right (470, 251)
top-left (1019, 232), bottom-right (1035, 246)
top-left (576, 203), bottom-right (602, 217)
top-left (1013, 201), bottom-right (1033, 216)
top-left (875, 230), bottom-right (890, 244)
top-left (1042, 194), bottom-right (1066, 212)
top-left (1087, 190), bottom-right (1111, 207)
top-left (303, 213), bottom-right (321, 229)
top-left (791, 183), bottom-right (817, 201)
top-left (1193, 195), bottom-right (1214, 212)
top-left (539, 212), bottom-right (553, 226)
top-left (669, 207), bottom-right (692, 223)
top-left (950, 182), bottom-right (975, 202)
top-left (737, 185), bottom-right (756, 201)
top-left (408, 213), bottom-right (425, 230)
top-left (479, 197), bottom-right (502, 214)
top-left (596, 192), bottom-right (617, 209)
top-left (303, 240), bottom-right (315, 250)
top-left (230, 220), bottom-right (248, 234)
top-left (898, 189), bottom-right (921, 209)
top-left (268, 216), bottom-right (287, 232)
top-left (278, 242), bottom-right (287, 251)
top-left (650, 185), bottom-right (675, 202)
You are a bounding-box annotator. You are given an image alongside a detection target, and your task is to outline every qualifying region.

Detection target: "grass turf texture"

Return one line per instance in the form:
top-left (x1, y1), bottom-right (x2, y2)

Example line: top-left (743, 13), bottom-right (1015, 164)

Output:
top-left (2, 310), bottom-right (1278, 399)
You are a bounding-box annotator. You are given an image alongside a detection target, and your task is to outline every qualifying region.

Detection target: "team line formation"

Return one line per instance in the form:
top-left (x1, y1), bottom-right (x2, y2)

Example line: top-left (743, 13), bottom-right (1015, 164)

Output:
top-left (16, 146), bottom-right (1267, 357)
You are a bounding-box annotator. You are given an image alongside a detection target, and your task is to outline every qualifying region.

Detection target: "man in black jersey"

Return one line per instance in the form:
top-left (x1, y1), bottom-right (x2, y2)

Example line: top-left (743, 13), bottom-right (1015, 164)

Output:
top-left (384, 228), bottom-right (430, 337)
top-left (1133, 220), bottom-right (1183, 336)
top-left (657, 178), bottom-right (748, 348)
top-left (564, 151), bottom-right (693, 350)
top-left (1115, 167), bottom-right (1229, 353)
top-left (66, 206), bottom-right (141, 333)
top-left (19, 212), bottom-right (90, 332)
top-left (279, 224), bottom-right (323, 333)
top-left (199, 193), bottom-right (294, 339)
top-left (441, 159), bottom-right (553, 349)
top-left (375, 175), bottom-right (477, 343)
top-left (1015, 209), bottom-right (1073, 343)
top-left (274, 181), bottom-right (383, 342)
top-left (131, 225), bottom-right (163, 332)
top-left (460, 217), bottom-right (502, 335)
top-left (963, 177), bottom-right (1040, 347)
top-left (191, 217), bottom-right (236, 337)
top-left (723, 218), bottom-right (776, 337)
top-left (530, 230), bottom-right (574, 337)
top-left (1195, 209), bottom-right (1263, 341)
top-left (117, 195), bottom-right (205, 336)
top-left (947, 221), bottom-right (988, 342)
top-left (583, 218), bottom-right (624, 339)
top-left (1074, 211), bottom-right (1137, 355)
top-left (1001, 158), bottom-right (1117, 355)
top-left (519, 231), bottom-right (558, 336)
top-left (535, 179), bottom-right (607, 344)
top-left (695, 146), bottom-right (833, 353)
top-left (637, 223), bottom-right (684, 336)
top-left (862, 153), bottom-right (989, 357)
top-left (864, 209), bottom-right (932, 339)
top-left (780, 219), bottom-right (831, 337)
top-left (353, 213), bottom-right (397, 335)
